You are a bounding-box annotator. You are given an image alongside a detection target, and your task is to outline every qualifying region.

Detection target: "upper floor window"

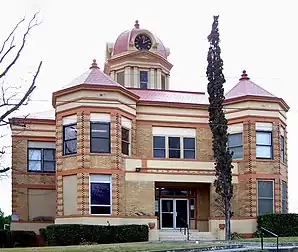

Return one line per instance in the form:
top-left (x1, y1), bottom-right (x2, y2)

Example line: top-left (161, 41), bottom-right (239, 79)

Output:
top-left (152, 127), bottom-right (196, 159)
top-left (280, 135), bottom-right (285, 163)
top-left (282, 181), bottom-right (287, 214)
top-left (140, 71), bottom-right (148, 89)
top-left (256, 122), bottom-right (273, 159)
top-left (28, 142), bottom-right (56, 172)
top-left (90, 174), bottom-right (111, 215)
top-left (228, 133), bottom-right (243, 159)
top-left (90, 113), bottom-right (111, 153)
top-left (121, 117), bottom-right (131, 156)
top-left (117, 71), bottom-right (124, 86)
top-left (63, 124), bottom-right (77, 155)
top-left (161, 75), bottom-right (166, 90)
top-left (257, 180), bottom-right (274, 216)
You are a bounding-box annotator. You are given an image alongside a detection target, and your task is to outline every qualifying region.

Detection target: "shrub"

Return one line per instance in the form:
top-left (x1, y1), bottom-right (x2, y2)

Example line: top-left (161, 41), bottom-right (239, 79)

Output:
top-left (39, 228), bottom-right (47, 246)
top-left (257, 213), bottom-right (298, 237)
top-left (46, 224), bottom-right (149, 246)
top-left (231, 232), bottom-right (244, 240)
top-left (0, 230), bottom-right (37, 248)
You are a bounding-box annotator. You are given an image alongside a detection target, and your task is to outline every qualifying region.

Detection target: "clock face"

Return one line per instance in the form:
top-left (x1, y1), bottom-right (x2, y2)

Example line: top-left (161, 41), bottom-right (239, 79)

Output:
top-left (134, 34), bottom-right (152, 51)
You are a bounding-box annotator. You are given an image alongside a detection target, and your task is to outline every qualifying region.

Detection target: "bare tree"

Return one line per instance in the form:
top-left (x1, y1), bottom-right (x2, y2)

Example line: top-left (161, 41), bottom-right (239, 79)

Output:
top-left (0, 12), bottom-right (42, 174)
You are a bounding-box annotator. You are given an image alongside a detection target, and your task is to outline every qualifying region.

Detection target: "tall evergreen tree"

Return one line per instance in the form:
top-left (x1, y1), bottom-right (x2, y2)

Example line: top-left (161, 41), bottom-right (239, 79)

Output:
top-left (206, 15), bottom-right (233, 240)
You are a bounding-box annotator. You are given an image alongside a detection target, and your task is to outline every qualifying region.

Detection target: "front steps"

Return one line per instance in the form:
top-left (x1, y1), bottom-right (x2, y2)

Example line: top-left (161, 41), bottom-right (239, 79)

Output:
top-left (159, 229), bottom-right (217, 241)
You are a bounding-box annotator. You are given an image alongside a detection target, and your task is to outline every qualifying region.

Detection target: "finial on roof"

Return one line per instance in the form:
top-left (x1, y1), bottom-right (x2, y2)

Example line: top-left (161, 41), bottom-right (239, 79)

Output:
top-left (134, 20), bottom-right (140, 29)
top-left (239, 70), bottom-right (250, 81)
top-left (90, 59), bottom-right (99, 69)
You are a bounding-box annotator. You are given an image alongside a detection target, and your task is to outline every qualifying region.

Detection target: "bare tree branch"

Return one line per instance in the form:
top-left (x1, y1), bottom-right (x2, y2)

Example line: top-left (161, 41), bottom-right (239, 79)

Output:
top-left (0, 12), bottom-right (40, 79)
top-left (0, 61), bottom-right (42, 123)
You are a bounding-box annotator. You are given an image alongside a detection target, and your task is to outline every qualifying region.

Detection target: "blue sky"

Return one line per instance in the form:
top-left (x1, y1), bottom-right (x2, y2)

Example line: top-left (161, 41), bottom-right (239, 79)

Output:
top-left (0, 0), bottom-right (297, 215)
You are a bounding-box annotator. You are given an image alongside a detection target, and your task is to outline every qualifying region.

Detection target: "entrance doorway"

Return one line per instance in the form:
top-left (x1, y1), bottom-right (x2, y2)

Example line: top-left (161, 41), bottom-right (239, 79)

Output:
top-left (160, 198), bottom-right (189, 229)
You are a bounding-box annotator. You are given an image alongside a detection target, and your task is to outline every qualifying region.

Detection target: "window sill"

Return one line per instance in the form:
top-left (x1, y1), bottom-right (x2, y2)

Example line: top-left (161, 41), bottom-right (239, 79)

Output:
top-left (27, 171), bottom-right (56, 175)
top-left (255, 158), bottom-right (275, 162)
top-left (89, 153), bottom-right (111, 156)
top-left (62, 153), bottom-right (77, 158)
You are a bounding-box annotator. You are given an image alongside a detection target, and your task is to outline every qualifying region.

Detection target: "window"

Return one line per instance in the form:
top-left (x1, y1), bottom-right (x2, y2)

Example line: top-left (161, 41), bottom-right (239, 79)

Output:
top-left (117, 71), bottom-right (124, 86)
top-left (63, 124), bottom-right (77, 155)
top-left (28, 148), bottom-right (56, 172)
top-left (256, 131), bottom-right (273, 159)
top-left (90, 122), bottom-right (110, 153)
top-left (282, 181), bottom-right (287, 214)
top-left (89, 174), bottom-right (111, 215)
top-left (153, 136), bottom-right (196, 159)
top-left (183, 138), bottom-right (195, 159)
top-left (121, 127), bottom-right (130, 155)
top-left (280, 135), bottom-right (285, 162)
top-left (228, 133), bottom-right (243, 159)
top-left (153, 136), bottom-right (166, 158)
top-left (161, 75), bottom-right (166, 90)
top-left (140, 71), bottom-right (148, 89)
top-left (168, 137), bottom-right (180, 158)
top-left (257, 180), bottom-right (274, 216)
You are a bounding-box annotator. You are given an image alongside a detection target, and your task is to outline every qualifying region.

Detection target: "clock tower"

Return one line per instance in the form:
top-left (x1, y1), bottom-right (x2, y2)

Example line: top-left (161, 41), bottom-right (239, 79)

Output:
top-left (104, 20), bottom-right (173, 90)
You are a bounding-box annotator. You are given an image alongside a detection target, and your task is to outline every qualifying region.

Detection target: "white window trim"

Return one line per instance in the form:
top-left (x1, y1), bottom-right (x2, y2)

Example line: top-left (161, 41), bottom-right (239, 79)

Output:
top-left (121, 126), bottom-right (131, 156)
top-left (228, 132), bottom-right (243, 160)
top-left (257, 180), bottom-right (275, 216)
top-left (153, 135), bottom-right (196, 159)
top-left (256, 131), bottom-right (273, 159)
top-left (89, 174), bottom-right (112, 216)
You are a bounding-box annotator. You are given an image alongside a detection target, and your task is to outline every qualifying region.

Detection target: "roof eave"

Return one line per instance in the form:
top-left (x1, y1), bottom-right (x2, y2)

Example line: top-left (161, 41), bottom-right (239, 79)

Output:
top-left (224, 95), bottom-right (290, 112)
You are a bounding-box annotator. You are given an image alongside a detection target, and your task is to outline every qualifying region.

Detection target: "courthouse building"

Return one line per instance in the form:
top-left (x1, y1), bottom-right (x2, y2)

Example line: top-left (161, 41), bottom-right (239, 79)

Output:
top-left (10, 20), bottom-right (289, 240)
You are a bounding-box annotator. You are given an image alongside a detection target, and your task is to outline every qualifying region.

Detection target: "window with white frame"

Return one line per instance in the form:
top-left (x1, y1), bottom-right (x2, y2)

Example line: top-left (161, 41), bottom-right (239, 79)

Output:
top-left (90, 113), bottom-right (110, 153)
top-left (140, 71), bottom-right (148, 89)
top-left (28, 142), bottom-right (56, 172)
top-left (89, 174), bottom-right (112, 215)
top-left (227, 124), bottom-right (243, 159)
top-left (63, 115), bottom-right (77, 155)
top-left (117, 71), bottom-right (124, 86)
top-left (280, 135), bottom-right (285, 162)
top-left (121, 117), bottom-right (131, 155)
top-left (256, 122), bottom-right (273, 159)
top-left (282, 181), bottom-right (287, 214)
top-left (257, 180), bottom-right (274, 216)
top-left (152, 127), bottom-right (196, 159)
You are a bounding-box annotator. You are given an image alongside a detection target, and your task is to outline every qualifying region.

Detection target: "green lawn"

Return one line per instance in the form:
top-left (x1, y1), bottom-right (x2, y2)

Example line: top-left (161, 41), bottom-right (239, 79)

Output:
top-left (239, 236), bottom-right (298, 243)
top-left (0, 242), bottom-right (217, 252)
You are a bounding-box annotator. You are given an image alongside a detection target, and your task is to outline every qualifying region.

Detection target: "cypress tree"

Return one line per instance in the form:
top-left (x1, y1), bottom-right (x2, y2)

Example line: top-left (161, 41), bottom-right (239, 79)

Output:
top-left (206, 15), bottom-right (233, 240)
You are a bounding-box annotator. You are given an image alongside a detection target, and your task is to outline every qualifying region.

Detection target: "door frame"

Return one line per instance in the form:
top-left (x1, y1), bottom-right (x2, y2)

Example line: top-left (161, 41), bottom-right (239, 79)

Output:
top-left (160, 198), bottom-right (189, 229)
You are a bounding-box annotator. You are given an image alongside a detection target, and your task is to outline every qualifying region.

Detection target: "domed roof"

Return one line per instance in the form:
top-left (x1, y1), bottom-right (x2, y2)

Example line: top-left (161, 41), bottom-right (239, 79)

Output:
top-left (112, 20), bottom-right (169, 59)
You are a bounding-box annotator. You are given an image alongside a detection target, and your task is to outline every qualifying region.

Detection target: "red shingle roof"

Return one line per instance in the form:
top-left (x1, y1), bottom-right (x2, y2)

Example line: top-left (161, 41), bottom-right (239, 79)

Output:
top-left (225, 70), bottom-right (276, 100)
top-left (129, 88), bottom-right (208, 105)
top-left (64, 59), bottom-right (122, 88)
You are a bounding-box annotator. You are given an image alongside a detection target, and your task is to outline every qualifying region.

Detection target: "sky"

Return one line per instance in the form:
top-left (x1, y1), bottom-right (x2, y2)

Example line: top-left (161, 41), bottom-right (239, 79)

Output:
top-left (0, 0), bottom-right (297, 215)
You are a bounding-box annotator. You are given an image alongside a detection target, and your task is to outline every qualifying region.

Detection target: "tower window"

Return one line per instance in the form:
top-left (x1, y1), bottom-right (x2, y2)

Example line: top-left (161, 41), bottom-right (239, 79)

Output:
top-left (161, 75), bottom-right (166, 90)
top-left (117, 71), bottom-right (124, 86)
top-left (140, 71), bottom-right (148, 89)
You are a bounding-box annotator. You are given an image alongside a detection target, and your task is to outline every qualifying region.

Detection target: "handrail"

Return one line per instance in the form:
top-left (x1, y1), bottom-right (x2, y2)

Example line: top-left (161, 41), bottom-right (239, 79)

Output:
top-left (178, 216), bottom-right (189, 240)
top-left (260, 227), bottom-right (279, 251)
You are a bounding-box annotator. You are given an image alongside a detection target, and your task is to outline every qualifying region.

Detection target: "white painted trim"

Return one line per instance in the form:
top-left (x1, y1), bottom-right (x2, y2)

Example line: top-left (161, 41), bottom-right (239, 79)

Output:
top-left (28, 141), bottom-right (56, 149)
top-left (62, 115), bottom-right (77, 125)
top-left (121, 117), bottom-right (132, 129)
top-left (256, 122), bottom-right (272, 131)
top-left (90, 113), bottom-right (110, 122)
top-left (152, 127), bottom-right (196, 137)
top-left (227, 123), bottom-right (243, 134)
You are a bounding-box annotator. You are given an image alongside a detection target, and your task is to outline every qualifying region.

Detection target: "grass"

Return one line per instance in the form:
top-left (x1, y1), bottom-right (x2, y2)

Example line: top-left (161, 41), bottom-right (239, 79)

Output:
top-left (239, 236), bottom-right (298, 243)
top-left (0, 242), bottom-right (219, 252)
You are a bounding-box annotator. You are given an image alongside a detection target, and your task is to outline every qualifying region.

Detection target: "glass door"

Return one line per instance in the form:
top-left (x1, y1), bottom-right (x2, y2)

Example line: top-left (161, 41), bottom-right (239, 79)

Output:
top-left (160, 198), bottom-right (189, 229)
top-left (160, 199), bottom-right (174, 228)
top-left (175, 199), bottom-right (189, 228)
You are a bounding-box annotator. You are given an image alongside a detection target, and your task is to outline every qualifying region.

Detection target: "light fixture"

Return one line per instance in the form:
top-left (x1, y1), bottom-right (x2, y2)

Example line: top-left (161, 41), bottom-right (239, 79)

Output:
top-left (135, 167), bottom-right (141, 172)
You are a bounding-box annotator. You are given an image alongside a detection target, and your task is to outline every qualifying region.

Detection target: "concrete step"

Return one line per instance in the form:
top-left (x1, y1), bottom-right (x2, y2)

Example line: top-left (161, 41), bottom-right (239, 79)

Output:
top-left (159, 230), bottom-right (217, 241)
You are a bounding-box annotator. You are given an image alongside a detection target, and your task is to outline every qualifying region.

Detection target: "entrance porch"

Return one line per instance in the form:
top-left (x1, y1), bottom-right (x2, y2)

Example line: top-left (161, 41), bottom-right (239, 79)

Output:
top-left (155, 182), bottom-right (210, 232)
